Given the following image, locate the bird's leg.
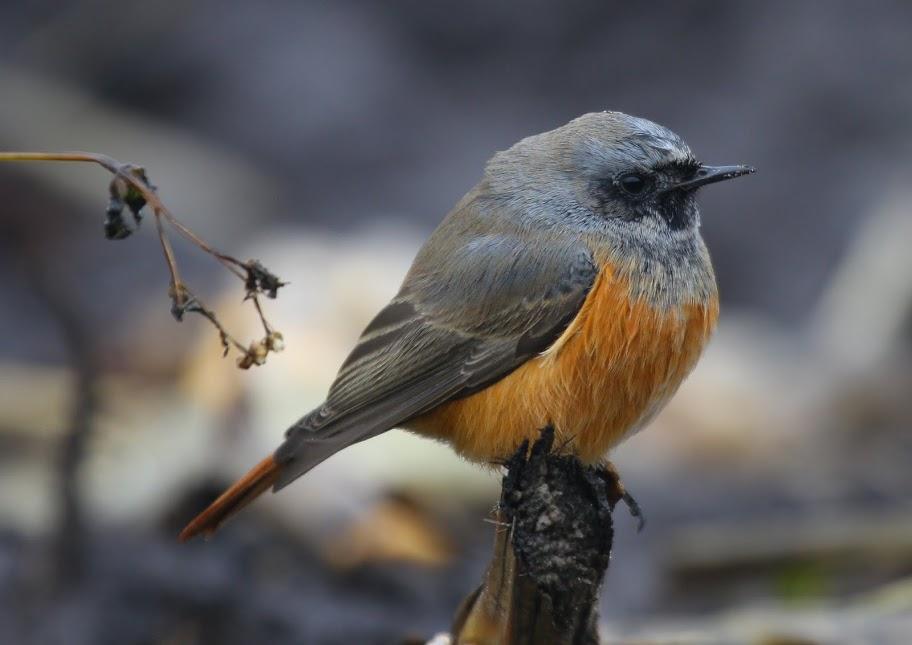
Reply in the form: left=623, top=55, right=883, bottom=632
left=596, top=459, right=646, bottom=533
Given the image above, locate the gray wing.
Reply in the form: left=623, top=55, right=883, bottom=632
left=273, top=233, right=596, bottom=488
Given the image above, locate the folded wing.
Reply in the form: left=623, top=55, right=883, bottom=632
left=274, top=231, right=597, bottom=488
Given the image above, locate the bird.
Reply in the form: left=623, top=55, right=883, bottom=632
left=179, top=111, right=754, bottom=542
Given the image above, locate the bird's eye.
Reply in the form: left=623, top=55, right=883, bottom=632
left=617, top=172, right=650, bottom=196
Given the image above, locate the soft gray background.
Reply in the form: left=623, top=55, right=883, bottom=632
left=1, top=3, right=911, bottom=644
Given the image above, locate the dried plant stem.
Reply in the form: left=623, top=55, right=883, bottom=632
left=0, top=151, right=244, bottom=272
left=179, top=285, right=249, bottom=356
left=152, top=206, right=183, bottom=300
left=251, top=293, right=273, bottom=335
left=0, top=150, right=287, bottom=368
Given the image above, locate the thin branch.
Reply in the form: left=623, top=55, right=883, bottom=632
left=250, top=293, right=273, bottom=335
left=153, top=206, right=184, bottom=304
left=0, top=150, right=288, bottom=369
left=174, top=285, right=249, bottom=356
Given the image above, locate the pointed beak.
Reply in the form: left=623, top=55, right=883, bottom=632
left=674, top=164, right=755, bottom=192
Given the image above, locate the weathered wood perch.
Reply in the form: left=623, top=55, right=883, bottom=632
left=449, top=427, right=630, bottom=645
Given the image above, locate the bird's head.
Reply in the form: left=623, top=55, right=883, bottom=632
left=484, top=111, right=754, bottom=237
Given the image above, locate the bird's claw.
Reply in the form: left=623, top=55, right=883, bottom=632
left=595, top=460, right=646, bottom=533
left=621, top=489, right=646, bottom=533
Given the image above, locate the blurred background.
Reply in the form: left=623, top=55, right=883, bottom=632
left=1, top=2, right=911, bottom=643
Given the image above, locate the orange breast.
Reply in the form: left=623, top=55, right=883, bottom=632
left=408, top=263, right=718, bottom=463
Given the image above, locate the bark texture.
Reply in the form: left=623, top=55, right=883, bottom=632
left=452, top=427, right=622, bottom=645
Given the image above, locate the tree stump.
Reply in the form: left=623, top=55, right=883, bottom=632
left=450, top=427, right=628, bottom=645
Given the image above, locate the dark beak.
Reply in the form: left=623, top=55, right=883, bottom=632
left=674, top=164, right=755, bottom=192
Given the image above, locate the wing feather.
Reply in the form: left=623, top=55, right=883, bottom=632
left=273, top=233, right=596, bottom=488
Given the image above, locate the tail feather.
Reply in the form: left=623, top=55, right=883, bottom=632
left=178, top=455, right=280, bottom=542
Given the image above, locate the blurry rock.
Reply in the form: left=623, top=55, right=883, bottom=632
left=325, top=493, right=453, bottom=570
left=810, top=187, right=912, bottom=374
left=600, top=597, right=912, bottom=645
left=0, top=363, right=65, bottom=533
left=663, top=508, right=912, bottom=582
left=0, top=362, right=71, bottom=439
left=854, top=575, right=912, bottom=614
left=0, top=361, right=214, bottom=534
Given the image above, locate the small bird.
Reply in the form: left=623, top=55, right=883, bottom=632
left=179, top=111, right=753, bottom=541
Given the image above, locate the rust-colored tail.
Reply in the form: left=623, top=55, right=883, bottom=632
left=179, top=455, right=280, bottom=543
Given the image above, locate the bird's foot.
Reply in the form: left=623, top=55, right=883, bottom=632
left=597, top=459, right=646, bottom=533
left=620, top=489, right=646, bottom=533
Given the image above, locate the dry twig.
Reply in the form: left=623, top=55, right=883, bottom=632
left=0, top=151, right=287, bottom=368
